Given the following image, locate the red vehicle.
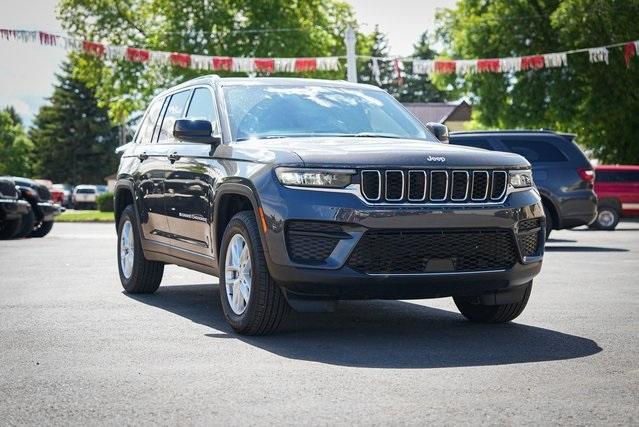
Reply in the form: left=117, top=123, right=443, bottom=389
left=591, top=165, right=639, bottom=230
left=49, top=187, right=65, bottom=206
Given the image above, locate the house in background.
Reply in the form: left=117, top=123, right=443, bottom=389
left=402, top=100, right=472, bottom=132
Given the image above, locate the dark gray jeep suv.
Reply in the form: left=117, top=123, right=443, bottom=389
left=115, top=76, right=545, bottom=335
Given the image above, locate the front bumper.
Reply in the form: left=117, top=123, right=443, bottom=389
left=0, top=199, right=31, bottom=220
left=259, top=180, right=545, bottom=300
left=37, top=202, right=64, bottom=221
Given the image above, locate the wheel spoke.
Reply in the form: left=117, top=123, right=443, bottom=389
left=224, top=233, right=252, bottom=315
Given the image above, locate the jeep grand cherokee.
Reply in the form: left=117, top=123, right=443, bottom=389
left=114, top=76, right=545, bottom=335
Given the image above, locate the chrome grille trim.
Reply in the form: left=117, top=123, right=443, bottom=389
left=384, top=170, right=404, bottom=201
left=491, top=171, right=508, bottom=200
left=429, top=170, right=448, bottom=201
left=450, top=171, right=469, bottom=201
left=360, top=170, right=381, bottom=201
left=407, top=170, right=427, bottom=201
left=471, top=171, right=490, bottom=201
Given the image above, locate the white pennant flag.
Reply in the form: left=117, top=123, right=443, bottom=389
left=191, top=54, right=211, bottom=70
left=317, top=56, right=339, bottom=71
left=500, top=57, right=521, bottom=73
left=150, top=50, right=170, bottom=66
left=233, top=57, right=255, bottom=73
left=412, top=59, right=433, bottom=75
left=589, top=47, right=609, bottom=64
left=544, top=53, right=568, bottom=68
left=106, top=45, right=126, bottom=61
left=371, top=58, right=381, bottom=85
left=62, top=36, right=82, bottom=52
left=275, top=58, right=296, bottom=72
left=456, top=59, right=477, bottom=75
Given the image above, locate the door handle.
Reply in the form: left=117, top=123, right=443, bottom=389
left=138, top=152, right=149, bottom=161
left=167, top=152, right=181, bottom=162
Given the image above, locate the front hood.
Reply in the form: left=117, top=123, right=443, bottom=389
left=230, top=137, right=529, bottom=169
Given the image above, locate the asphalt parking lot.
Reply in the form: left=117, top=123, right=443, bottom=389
left=0, top=222, right=637, bottom=425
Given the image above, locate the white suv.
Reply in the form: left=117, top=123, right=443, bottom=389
left=72, top=185, right=98, bottom=210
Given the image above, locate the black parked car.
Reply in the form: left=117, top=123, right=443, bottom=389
left=4, top=177, right=64, bottom=238
left=450, top=130, right=597, bottom=238
left=115, top=76, right=545, bottom=335
left=0, top=177, right=33, bottom=239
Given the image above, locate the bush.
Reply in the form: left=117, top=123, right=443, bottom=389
left=96, top=192, right=114, bottom=212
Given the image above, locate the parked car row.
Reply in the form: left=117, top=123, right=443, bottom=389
left=0, top=176, right=64, bottom=239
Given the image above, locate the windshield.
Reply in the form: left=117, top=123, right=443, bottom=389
left=222, top=84, right=435, bottom=142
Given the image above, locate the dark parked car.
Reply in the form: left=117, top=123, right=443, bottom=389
left=115, top=76, right=545, bottom=335
left=450, top=130, right=597, bottom=237
left=6, top=177, right=64, bottom=237
left=590, top=165, right=639, bottom=230
left=0, top=177, right=33, bottom=239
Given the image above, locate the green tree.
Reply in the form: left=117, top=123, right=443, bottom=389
left=358, top=25, right=399, bottom=95
left=0, top=107, right=33, bottom=177
left=57, top=0, right=358, bottom=123
left=398, top=31, right=449, bottom=103
left=29, top=60, right=119, bottom=184
left=436, top=0, right=639, bottom=163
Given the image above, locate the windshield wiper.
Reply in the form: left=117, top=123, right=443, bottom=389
left=235, top=135, right=290, bottom=142
left=337, top=133, right=404, bottom=139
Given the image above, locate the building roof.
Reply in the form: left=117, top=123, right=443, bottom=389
left=403, top=101, right=472, bottom=124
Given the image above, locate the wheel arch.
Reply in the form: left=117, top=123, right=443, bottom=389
left=539, top=192, right=560, bottom=230
left=114, top=180, right=135, bottom=230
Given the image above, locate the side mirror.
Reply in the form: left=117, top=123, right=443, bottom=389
left=173, top=119, right=220, bottom=145
left=426, top=122, right=449, bottom=143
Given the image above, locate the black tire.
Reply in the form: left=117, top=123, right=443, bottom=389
left=543, top=205, right=553, bottom=239
left=592, top=206, right=619, bottom=231
left=0, top=218, right=21, bottom=239
left=454, top=282, right=532, bottom=323
left=219, top=211, right=289, bottom=335
left=14, top=209, right=35, bottom=238
left=117, top=205, right=164, bottom=293
left=30, top=220, right=54, bottom=238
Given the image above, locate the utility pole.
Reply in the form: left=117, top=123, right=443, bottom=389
left=345, top=26, right=357, bottom=82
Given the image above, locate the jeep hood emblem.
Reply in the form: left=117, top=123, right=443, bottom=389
left=427, top=155, right=446, bottom=162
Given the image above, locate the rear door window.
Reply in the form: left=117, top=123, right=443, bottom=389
left=451, top=138, right=494, bottom=150
left=500, top=138, right=567, bottom=164
left=157, top=90, right=191, bottom=143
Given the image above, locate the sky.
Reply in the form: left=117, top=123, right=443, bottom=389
left=0, top=0, right=457, bottom=125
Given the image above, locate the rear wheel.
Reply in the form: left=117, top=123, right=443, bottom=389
left=454, top=282, right=532, bottom=323
left=219, top=211, right=289, bottom=335
left=117, top=205, right=164, bottom=293
left=0, top=218, right=21, bottom=239
left=30, top=220, right=54, bottom=238
left=592, top=206, right=619, bottom=231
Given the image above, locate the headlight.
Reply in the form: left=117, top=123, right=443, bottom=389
left=275, top=168, right=355, bottom=188
left=509, top=169, right=533, bottom=188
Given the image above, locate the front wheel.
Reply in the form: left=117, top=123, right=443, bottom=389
left=30, top=220, right=54, bottom=238
left=454, top=282, right=532, bottom=323
left=117, top=205, right=164, bottom=293
left=0, top=218, right=21, bottom=239
left=14, top=209, right=35, bottom=238
left=219, top=211, right=289, bottom=335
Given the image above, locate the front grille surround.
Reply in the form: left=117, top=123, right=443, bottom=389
left=286, top=221, right=348, bottom=264
left=359, top=169, right=508, bottom=204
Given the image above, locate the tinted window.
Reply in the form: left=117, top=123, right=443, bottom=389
left=500, top=139, right=567, bottom=163
left=137, top=98, right=164, bottom=144
left=222, top=84, right=434, bottom=142
left=451, top=138, right=493, bottom=150
left=157, top=90, right=191, bottom=143
left=76, top=188, right=96, bottom=194
left=186, top=88, right=217, bottom=131
left=597, top=170, right=639, bottom=183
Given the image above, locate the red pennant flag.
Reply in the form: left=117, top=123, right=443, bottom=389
left=170, top=52, right=191, bottom=68
left=624, top=42, right=636, bottom=68
left=254, top=58, right=275, bottom=73
left=82, top=40, right=105, bottom=57
left=477, top=59, right=500, bottom=73
left=434, top=60, right=456, bottom=74
left=211, top=56, right=233, bottom=71
left=521, top=55, right=544, bottom=70
left=295, top=58, right=317, bottom=72
left=126, top=47, right=150, bottom=63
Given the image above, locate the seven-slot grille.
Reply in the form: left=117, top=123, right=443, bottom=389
left=360, top=169, right=508, bottom=203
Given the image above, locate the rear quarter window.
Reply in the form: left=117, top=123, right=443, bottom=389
left=597, top=170, right=639, bottom=183
left=499, top=138, right=567, bottom=164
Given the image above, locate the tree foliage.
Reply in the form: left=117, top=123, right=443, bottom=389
left=0, top=107, right=33, bottom=177
left=398, top=31, right=449, bottom=103
left=436, top=0, right=639, bottom=163
left=29, top=61, right=119, bottom=184
left=57, top=0, right=358, bottom=123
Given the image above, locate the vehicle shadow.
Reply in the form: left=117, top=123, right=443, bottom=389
left=126, top=284, right=602, bottom=369
left=544, top=245, right=628, bottom=252
left=546, top=238, right=576, bottom=243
